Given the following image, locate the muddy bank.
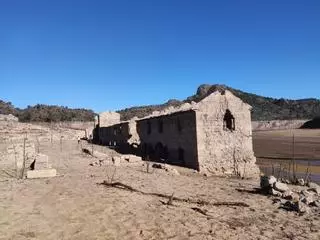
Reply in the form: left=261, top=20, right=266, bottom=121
left=253, top=129, right=320, bottom=184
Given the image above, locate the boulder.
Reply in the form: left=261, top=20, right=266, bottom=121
left=297, top=178, right=305, bottom=186
left=273, top=182, right=289, bottom=192
left=260, top=175, right=277, bottom=189
left=281, top=201, right=297, bottom=212
left=295, top=201, right=310, bottom=214
left=269, top=188, right=282, bottom=197
left=310, top=200, right=320, bottom=208
left=307, top=182, right=320, bottom=189
left=282, top=190, right=294, bottom=200
left=165, top=166, right=180, bottom=175
left=152, top=163, right=164, bottom=169
left=300, top=190, right=313, bottom=197
left=301, top=196, right=314, bottom=205
left=308, top=187, right=320, bottom=196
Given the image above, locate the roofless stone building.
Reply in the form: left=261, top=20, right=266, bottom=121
left=93, top=90, right=259, bottom=178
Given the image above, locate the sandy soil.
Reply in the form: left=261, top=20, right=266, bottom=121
left=1, top=139, right=320, bottom=240
left=253, top=129, right=320, bottom=160
left=253, top=129, right=320, bottom=183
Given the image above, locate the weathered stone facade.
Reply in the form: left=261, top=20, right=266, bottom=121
left=97, top=121, right=131, bottom=153
left=93, top=90, right=259, bottom=178
left=137, top=110, right=198, bottom=169
left=194, top=91, right=259, bottom=177
left=98, top=111, right=120, bottom=127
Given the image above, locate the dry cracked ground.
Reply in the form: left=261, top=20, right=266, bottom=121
left=0, top=127, right=319, bottom=239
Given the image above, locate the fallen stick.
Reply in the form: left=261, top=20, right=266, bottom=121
left=99, top=181, right=249, bottom=208
left=1, top=169, right=16, bottom=178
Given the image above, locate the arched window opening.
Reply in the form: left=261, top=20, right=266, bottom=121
left=158, top=119, right=163, bottom=133
left=147, top=144, right=154, bottom=158
left=163, top=146, right=169, bottom=161
left=155, top=142, right=165, bottom=161
left=223, top=109, right=235, bottom=131
left=141, top=143, right=148, bottom=157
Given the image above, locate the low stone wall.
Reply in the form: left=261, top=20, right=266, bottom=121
left=252, top=120, right=308, bottom=131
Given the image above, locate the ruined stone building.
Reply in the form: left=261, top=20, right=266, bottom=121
left=93, top=90, right=259, bottom=177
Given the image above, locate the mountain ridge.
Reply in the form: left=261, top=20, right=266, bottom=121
left=118, top=84, right=320, bottom=121
left=1, top=84, right=320, bottom=122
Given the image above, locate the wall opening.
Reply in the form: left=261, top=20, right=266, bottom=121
left=158, top=119, right=163, bottom=133
left=147, top=121, right=151, bottom=135
left=178, top=147, right=185, bottom=165
left=163, top=146, right=169, bottom=161
left=141, top=143, right=148, bottom=158
left=177, top=118, right=182, bottom=132
left=155, top=142, right=165, bottom=161
left=223, top=109, right=235, bottom=131
left=147, top=144, right=154, bottom=158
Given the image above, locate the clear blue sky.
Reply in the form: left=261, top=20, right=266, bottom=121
left=0, top=0, right=319, bottom=112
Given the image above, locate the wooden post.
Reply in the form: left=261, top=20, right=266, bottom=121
left=36, top=136, right=40, bottom=153
left=21, top=137, right=26, bottom=179
left=91, top=141, right=94, bottom=156
left=292, top=133, right=296, bottom=181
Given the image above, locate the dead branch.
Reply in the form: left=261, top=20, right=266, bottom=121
left=1, top=169, right=16, bottom=178
left=99, top=181, right=249, bottom=208
left=191, top=207, right=213, bottom=218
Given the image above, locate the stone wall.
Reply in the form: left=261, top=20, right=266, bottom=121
left=99, top=111, right=121, bottom=127
left=252, top=119, right=308, bottom=131
left=0, top=140, right=36, bottom=177
left=92, top=90, right=258, bottom=177
left=137, top=110, right=199, bottom=169
left=98, top=122, right=130, bottom=145
left=195, top=91, right=259, bottom=177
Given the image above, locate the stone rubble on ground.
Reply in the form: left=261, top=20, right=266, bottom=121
left=88, top=150, right=143, bottom=167
left=152, top=163, right=180, bottom=175
left=260, top=175, right=320, bottom=215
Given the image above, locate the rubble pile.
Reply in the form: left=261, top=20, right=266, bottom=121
left=261, top=175, right=320, bottom=214
left=151, top=163, right=180, bottom=175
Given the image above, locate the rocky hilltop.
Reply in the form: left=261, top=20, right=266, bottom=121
left=118, top=84, right=320, bottom=121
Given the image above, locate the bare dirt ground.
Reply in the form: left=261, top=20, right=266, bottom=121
left=0, top=122, right=320, bottom=240
left=253, top=129, right=320, bottom=160
left=0, top=137, right=319, bottom=240
left=253, top=129, right=320, bottom=183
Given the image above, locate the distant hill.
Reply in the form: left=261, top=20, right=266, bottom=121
left=0, top=100, right=94, bottom=122
left=118, top=84, right=320, bottom=121
left=2, top=84, right=320, bottom=122
left=0, top=100, right=19, bottom=116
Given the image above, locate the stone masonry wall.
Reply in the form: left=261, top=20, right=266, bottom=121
left=195, top=91, right=259, bottom=178
left=99, top=111, right=121, bottom=127
left=98, top=122, right=130, bottom=148
left=137, top=110, right=199, bottom=169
